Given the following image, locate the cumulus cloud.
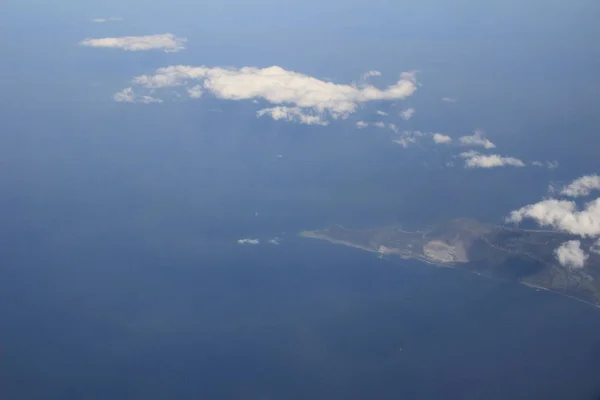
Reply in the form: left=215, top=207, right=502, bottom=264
left=560, top=174, right=600, bottom=198
left=237, top=238, right=260, bottom=245
left=399, top=108, right=415, bottom=120
left=432, top=133, right=452, bottom=144
left=187, top=85, right=203, bottom=99
left=113, top=87, right=162, bottom=103
left=120, top=65, right=418, bottom=122
left=555, top=240, right=588, bottom=269
left=442, top=97, right=458, bottom=103
left=268, top=238, right=280, bottom=245
left=506, top=198, right=600, bottom=237
left=459, top=130, right=495, bottom=149
left=460, top=151, right=525, bottom=168
left=91, top=17, right=122, bottom=23
left=373, top=121, right=386, bottom=129
left=257, top=107, right=329, bottom=126
left=356, top=121, right=369, bottom=129
left=376, top=110, right=389, bottom=116
left=80, top=33, right=187, bottom=52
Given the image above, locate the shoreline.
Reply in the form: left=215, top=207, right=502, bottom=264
left=299, top=230, right=600, bottom=311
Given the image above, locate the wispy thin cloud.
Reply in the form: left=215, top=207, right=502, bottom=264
left=80, top=33, right=187, bottom=52
left=460, top=151, right=525, bottom=168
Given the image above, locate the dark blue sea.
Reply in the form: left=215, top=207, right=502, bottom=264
left=2, top=236, right=600, bottom=400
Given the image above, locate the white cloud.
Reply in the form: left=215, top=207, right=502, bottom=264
left=442, top=97, right=458, bottom=103
left=399, top=107, right=415, bottom=120
left=533, top=160, right=559, bottom=170
left=91, top=17, right=122, bottom=23
left=187, top=85, right=203, bottom=99
left=459, top=130, right=495, bottom=149
left=363, top=70, right=382, bottom=79
left=460, top=151, right=525, bottom=168
left=113, top=87, right=162, bottom=103
left=356, top=121, right=369, bottom=129
left=122, top=65, right=418, bottom=122
left=237, top=238, right=260, bottom=245
left=376, top=110, right=388, bottom=116
left=591, top=239, right=600, bottom=255
left=560, top=174, right=600, bottom=198
left=506, top=198, right=600, bottom=237
left=590, top=239, right=600, bottom=254
left=268, top=238, right=280, bottom=245
left=555, top=240, right=588, bottom=269
left=373, top=121, right=386, bottom=128
left=257, top=107, right=329, bottom=126
left=393, top=130, right=424, bottom=148
left=432, top=133, right=452, bottom=144
left=80, top=33, right=187, bottom=52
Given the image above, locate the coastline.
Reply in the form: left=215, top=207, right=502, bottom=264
left=299, top=230, right=600, bottom=310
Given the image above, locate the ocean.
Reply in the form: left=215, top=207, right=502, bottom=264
left=2, top=238, right=600, bottom=399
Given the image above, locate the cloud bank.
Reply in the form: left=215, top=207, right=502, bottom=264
left=118, top=65, right=418, bottom=123
left=80, top=33, right=187, bottom=52
left=555, top=240, right=588, bottom=269
left=460, top=151, right=525, bottom=168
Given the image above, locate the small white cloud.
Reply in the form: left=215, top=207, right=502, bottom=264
left=80, top=33, right=187, bottom=52
left=388, top=123, right=399, bottom=133
left=91, top=17, right=122, bottom=23
left=555, top=240, right=588, bottom=269
left=459, top=130, right=495, bottom=149
left=442, top=97, right=458, bottom=103
left=376, top=110, right=389, bottom=116
left=560, top=174, right=600, bottom=198
left=393, top=130, right=424, bottom=148
left=257, top=106, right=329, bottom=126
left=187, top=85, right=203, bottom=99
left=506, top=198, right=600, bottom=237
left=356, top=121, right=369, bottom=129
left=363, top=70, right=382, bottom=79
left=460, top=151, right=525, bottom=168
left=432, top=133, right=452, bottom=144
left=373, top=121, right=386, bottom=128
left=399, top=107, right=415, bottom=120
left=533, top=160, right=559, bottom=170
left=591, top=239, right=600, bottom=255
left=237, top=238, right=260, bottom=245
left=268, top=238, right=280, bottom=245
left=113, top=87, right=162, bottom=103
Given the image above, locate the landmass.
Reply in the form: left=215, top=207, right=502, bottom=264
left=300, top=219, right=600, bottom=308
